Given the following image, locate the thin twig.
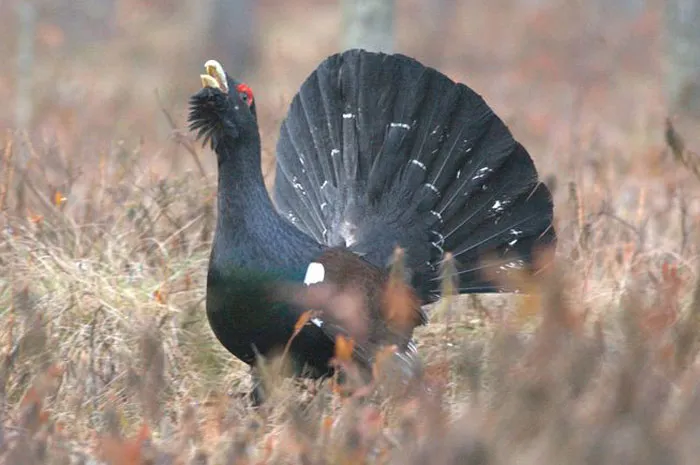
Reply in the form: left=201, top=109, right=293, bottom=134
left=155, top=89, right=207, bottom=177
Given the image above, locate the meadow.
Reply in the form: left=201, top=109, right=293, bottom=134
left=2, top=1, right=700, bottom=463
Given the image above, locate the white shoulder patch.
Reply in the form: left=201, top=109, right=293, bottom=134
left=304, top=262, right=325, bottom=328
left=304, top=262, right=325, bottom=285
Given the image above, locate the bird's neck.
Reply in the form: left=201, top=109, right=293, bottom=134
left=215, top=134, right=275, bottom=227
left=211, top=133, right=321, bottom=272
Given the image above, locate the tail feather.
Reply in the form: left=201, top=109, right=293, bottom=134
left=433, top=114, right=512, bottom=216
left=441, top=143, right=539, bottom=247
left=273, top=49, right=556, bottom=302
left=275, top=122, right=327, bottom=243
left=358, top=52, right=412, bottom=186
left=367, top=123, right=412, bottom=201
left=298, top=73, right=337, bottom=191
left=405, top=76, right=463, bottom=182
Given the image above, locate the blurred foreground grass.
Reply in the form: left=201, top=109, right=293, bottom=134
left=3, top=0, right=700, bottom=463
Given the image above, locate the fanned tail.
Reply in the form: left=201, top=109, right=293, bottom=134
left=274, top=49, right=556, bottom=303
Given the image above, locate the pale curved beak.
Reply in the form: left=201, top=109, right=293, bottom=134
left=200, top=59, right=229, bottom=93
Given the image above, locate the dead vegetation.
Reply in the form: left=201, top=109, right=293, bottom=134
left=2, top=0, right=700, bottom=463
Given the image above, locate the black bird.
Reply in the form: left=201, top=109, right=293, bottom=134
left=188, top=50, right=556, bottom=398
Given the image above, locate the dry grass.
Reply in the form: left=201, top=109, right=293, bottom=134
left=2, top=0, right=700, bottom=463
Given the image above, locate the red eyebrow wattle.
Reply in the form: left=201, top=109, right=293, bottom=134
left=236, top=83, right=254, bottom=104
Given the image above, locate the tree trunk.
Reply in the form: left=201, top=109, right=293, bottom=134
left=666, top=0, right=700, bottom=116
left=342, top=0, right=394, bottom=53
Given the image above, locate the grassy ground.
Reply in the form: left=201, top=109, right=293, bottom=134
left=2, top=0, right=700, bottom=463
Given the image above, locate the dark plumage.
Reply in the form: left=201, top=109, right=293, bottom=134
left=188, top=50, right=556, bottom=400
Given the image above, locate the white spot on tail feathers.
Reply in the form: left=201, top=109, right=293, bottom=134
left=492, top=199, right=510, bottom=212
left=472, top=166, right=492, bottom=181
left=291, top=176, right=306, bottom=196
left=456, top=170, right=461, bottom=179
left=431, top=230, right=445, bottom=245
left=342, top=113, right=355, bottom=119
left=500, top=260, right=525, bottom=271
left=390, top=122, right=411, bottom=129
left=410, top=159, right=426, bottom=170
left=311, top=317, right=324, bottom=328
left=425, top=183, right=439, bottom=195
left=508, top=239, right=518, bottom=246
left=330, top=149, right=340, bottom=157
left=510, top=228, right=523, bottom=236
left=304, top=262, right=325, bottom=285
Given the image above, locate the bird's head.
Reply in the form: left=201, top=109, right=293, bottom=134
left=188, top=59, right=258, bottom=150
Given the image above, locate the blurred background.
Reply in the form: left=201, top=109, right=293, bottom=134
left=2, top=0, right=695, bottom=182
left=4, top=2, right=700, bottom=455
left=1, top=0, right=699, bottom=282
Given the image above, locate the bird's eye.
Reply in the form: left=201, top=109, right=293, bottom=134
left=235, top=83, right=254, bottom=107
